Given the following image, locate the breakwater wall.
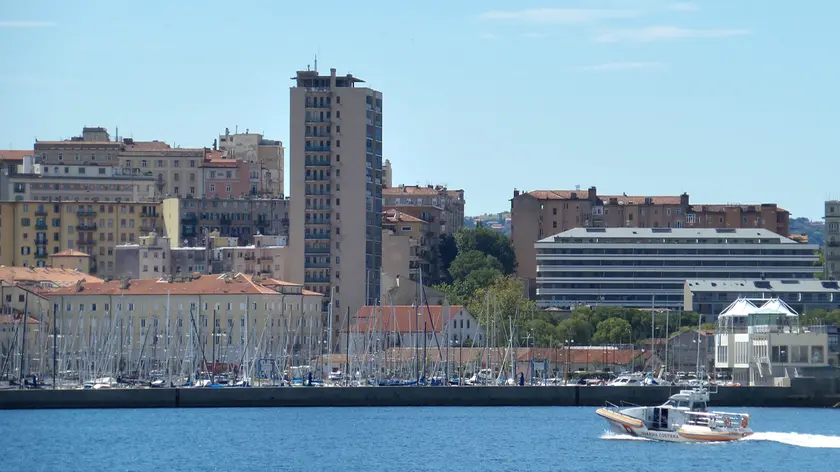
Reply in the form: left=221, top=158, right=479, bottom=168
left=2, top=378, right=838, bottom=410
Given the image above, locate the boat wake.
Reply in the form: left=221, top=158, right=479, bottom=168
left=745, top=432, right=840, bottom=448
left=601, top=431, right=840, bottom=448
left=600, top=431, right=649, bottom=441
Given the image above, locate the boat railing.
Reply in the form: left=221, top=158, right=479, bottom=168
left=684, top=410, right=749, bottom=429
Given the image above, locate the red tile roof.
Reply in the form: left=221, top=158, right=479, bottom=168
left=0, top=266, right=103, bottom=286
left=0, top=150, right=32, bottom=161
left=600, top=195, right=682, bottom=205
left=383, top=185, right=452, bottom=196
left=123, top=141, right=172, bottom=151
left=52, top=250, right=90, bottom=257
left=44, top=273, right=320, bottom=297
left=0, top=315, right=39, bottom=325
left=384, top=209, right=426, bottom=224
left=351, top=305, right=466, bottom=334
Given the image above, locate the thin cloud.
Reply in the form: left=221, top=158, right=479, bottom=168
left=0, top=21, right=55, bottom=28
left=479, top=8, right=638, bottom=24
left=576, top=61, right=664, bottom=72
left=595, top=26, right=750, bottom=43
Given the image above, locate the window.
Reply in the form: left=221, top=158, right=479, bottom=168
left=21, top=218, right=30, bottom=226
left=226, top=184, right=231, bottom=192
left=336, top=140, right=340, bottom=147
left=210, top=184, right=216, bottom=192
left=812, top=346, right=825, bottom=363
left=141, top=160, right=148, bottom=167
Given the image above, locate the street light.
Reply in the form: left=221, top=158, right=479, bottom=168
left=564, top=338, right=574, bottom=385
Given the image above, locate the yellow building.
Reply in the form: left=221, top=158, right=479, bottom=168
left=0, top=200, right=160, bottom=277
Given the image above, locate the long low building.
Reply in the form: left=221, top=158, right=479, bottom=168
left=535, top=227, right=820, bottom=310
left=685, top=279, right=840, bottom=318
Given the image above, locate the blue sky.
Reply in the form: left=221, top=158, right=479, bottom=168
left=2, top=0, right=838, bottom=219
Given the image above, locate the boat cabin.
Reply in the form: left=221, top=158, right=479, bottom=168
left=661, top=389, right=709, bottom=412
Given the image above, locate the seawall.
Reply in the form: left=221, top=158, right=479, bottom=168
left=2, top=378, right=839, bottom=410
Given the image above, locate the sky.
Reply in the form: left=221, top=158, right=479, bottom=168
left=1, top=0, right=838, bottom=220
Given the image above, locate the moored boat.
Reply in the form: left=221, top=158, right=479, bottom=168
left=596, top=387, right=752, bottom=443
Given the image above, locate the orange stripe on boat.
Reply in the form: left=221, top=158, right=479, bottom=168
left=596, top=408, right=644, bottom=428
left=676, top=431, right=745, bottom=442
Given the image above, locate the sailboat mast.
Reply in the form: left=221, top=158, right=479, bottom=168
left=19, top=291, right=29, bottom=387
left=52, top=299, right=58, bottom=389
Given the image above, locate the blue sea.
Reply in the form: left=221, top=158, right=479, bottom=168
left=1, top=406, right=838, bottom=471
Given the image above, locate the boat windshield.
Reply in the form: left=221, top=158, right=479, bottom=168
left=663, top=399, right=690, bottom=409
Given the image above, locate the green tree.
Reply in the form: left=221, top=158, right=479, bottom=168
left=454, top=227, right=516, bottom=275
left=438, top=233, right=458, bottom=283
left=448, top=250, right=503, bottom=281
left=592, top=317, right=633, bottom=344
left=815, top=249, right=826, bottom=280
left=556, top=317, right=593, bottom=345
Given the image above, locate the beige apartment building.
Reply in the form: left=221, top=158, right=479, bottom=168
left=511, top=187, right=792, bottom=295
left=34, top=127, right=122, bottom=166
left=288, top=66, right=384, bottom=348
left=382, top=209, right=432, bottom=284
left=383, top=184, right=465, bottom=236
left=218, top=128, right=285, bottom=197
left=825, top=200, right=840, bottom=279
left=44, top=273, right=324, bottom=365
left=117, top=139, right=206, bottom=199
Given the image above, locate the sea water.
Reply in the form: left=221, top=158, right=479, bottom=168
left=1, top=406, right=838, bottom=471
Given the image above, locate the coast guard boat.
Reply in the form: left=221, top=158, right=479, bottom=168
left=596, top=387, right=753, bottom=443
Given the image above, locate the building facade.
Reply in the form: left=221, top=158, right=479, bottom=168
left=45, top=273, right=324, bottom=368
left=535, top=228, right=820, bottom=310
left=288, top=67, right=384, bottom=330
left=161, top=196, right=289, bottom=247
left=685, top=279, right=840, bottom=318
left=218, top=129, right=284, bottom=197
left=2, top=163, right=156, bottom=203
left=512, top=187, right=792, bottom=295
left=381, top=209, right=432, bottom=283
left=825, top=200, right=840, bottom=280
left=0, top=201, right=160, bottom=276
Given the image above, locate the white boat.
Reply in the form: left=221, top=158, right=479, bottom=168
left=596, top=387, right=753, bottom=443
left=607, top=374, right=645, bottom=387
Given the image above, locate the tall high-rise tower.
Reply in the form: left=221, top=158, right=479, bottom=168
left=289, top=67, right=383, bottom=351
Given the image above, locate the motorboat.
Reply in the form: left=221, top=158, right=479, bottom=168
left=607, top=374, right=644, bottom=387
left=596, top=387, right=753, bottom=442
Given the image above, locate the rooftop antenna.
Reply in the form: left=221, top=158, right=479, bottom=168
left=314, top=54, right=318, bottom=72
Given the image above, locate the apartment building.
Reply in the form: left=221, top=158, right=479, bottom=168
left=161, top=196, right=289, bottom=247
left=825, top=200, right=840, bottom=279
left=44, top=273, right=324, bottom=364
left=2, top=161, right=155, bottom=202
left=382, top=159, right=392, bottom=188
left=535, top=228, right=819, bottom=310
left=288, top=67, right=384, bottom=326
left=0, top=266, right=104, bottom=320
left=383, top=184, right=465, bottom=236
left=117, top=139, right=206, bottom=199
left=201, top=153, right=251, bottom=198
left=0, top=201, right=160, bottom=276
left=218, top=128, right=284, bottom=197
left=34, top=127, right=122, bottom=166
left=0, top=150, right=32, bottom=175
left=512, top=187, right=791, bottom=295
left=382, top=209, right=432, bottom=284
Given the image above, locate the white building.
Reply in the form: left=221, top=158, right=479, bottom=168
left=218, top=128, right=284, bottom=197
left=714, top=298, right=830, bottom=386
left=342, top=304, right=485, bottom=355
left=535, top=228, right=820, bottom=310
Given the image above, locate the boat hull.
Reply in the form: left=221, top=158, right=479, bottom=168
left=596, top=408, right=753, bottom=443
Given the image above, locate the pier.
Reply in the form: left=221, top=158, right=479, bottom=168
left=1, top=378, right=838, bottom=409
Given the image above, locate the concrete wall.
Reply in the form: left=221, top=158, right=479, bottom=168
left=2, top=378, right=838, bottom=410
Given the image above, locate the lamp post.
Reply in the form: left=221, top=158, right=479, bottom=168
left=564, top=338, right=574, bottom=384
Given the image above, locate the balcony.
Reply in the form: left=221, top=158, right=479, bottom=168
left=141, top=212, right=158, bottom=218
left=77, top=210, right=96, bottom=217
left=181, top=213, right=197, bottom=222
left=305, top=246, right=330, bottom=254
left=34, top=209, right=48, bottom=217
left=220, top=217, right=231, bottom=226
left=35, top=239, right=47, bottom=246
left=828, top=241, right=840, bottom=247
left=305, top=221, right=331, bottom=228
left=281, top=218, right=289, bottom=225
left=305, top=275, right=331, bottom=284
left=244, top=254, right=256, bottom=261
left=305, top=233, right=331, bottom=240
left=35, top=222, right=48, bottom=230
left=305, top=206, right=331, bottom=212
left=79, top=238, right=95, bottom=245
left=305, top=103, right=331, bottom=109
left=305, top=176, right=331, bottom=183
left=305, top=261, right=330, bottom=269
left=305, top=190, right=331, bottom=196
left=76, top=223, right=97, bottom=231
left=140, top=225, right=156, bottom=233
left=34, top=252, right=48, bottom=260
left=305, top=160, right=331, bottom=167
left=305, top=146, right=331, bottom=153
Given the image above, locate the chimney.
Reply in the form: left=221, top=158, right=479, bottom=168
left=588, top=186, right=598, bottom=202
left=119, top=278, right=130, bottom=290
left=513, top=189, right=520, bottom=198
left=680, top=192, right=689, bottom=206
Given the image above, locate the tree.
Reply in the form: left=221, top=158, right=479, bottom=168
left=556, top=317, right=593, bottom=346
left=454, top=227, right=516, bottom=275
left=448, top=250, right=503, bottom=281
left=592, top=317, right=633, bottom=344
left=438, top=233, right=458, bottom=283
